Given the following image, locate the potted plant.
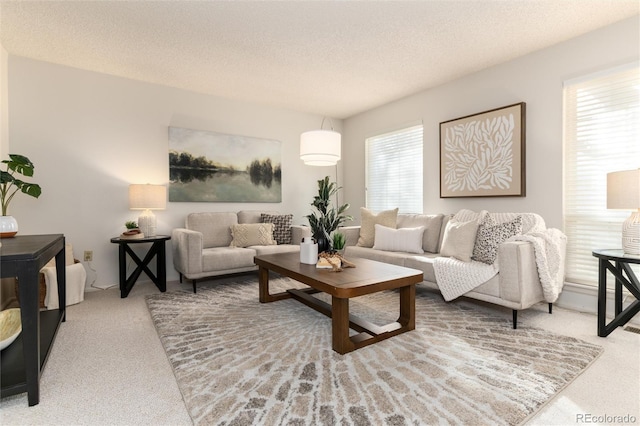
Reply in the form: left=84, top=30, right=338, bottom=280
left=306, top=176, right=352, bottom=253
left=125, top=220, right=139, bottom=231
left=332, top=231, right=346, bottom=254
left=0, top=154, right=42, bottom=238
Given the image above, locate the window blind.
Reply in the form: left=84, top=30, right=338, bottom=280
left=563, top=63, right=640, bottom=286
left=365, top=125, right=423, bottom=214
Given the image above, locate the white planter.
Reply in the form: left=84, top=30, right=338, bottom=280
left=0, top=216, right=19, bottom=238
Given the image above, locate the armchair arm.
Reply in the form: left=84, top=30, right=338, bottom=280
left=171, top=228, right=204, bottom=276
left=497, top=241, right=543, bottom=308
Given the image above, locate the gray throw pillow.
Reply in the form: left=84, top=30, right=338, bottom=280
left=472, top=215, right=523, bottom=264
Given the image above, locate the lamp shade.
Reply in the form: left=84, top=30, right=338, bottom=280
left=607, top=169, right=640, bottom=255
left=300, top=130, right=341, bottom=166
left=607, top=169, right=640, bottom=210
left=129, top=184, right=167, bottom=210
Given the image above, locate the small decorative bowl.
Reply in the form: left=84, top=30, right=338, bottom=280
left=0, top=308, right=22, bottom=351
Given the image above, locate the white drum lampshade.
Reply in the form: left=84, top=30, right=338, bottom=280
left=300, top=129, right=341, bottom=166
left=129, top=184, right=167, bottom=237
left=607, top=169, right=640, bottom=255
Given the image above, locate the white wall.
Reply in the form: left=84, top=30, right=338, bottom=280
left=6, top=57, right=341, bottom=288
left=341, top=17, right=639, bottom=315
left=1, top=43, right=8, bottom=157
left=342, top=17, right=639, bottom=230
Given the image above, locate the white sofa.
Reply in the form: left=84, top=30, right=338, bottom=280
left=340, top=208, right=567, bottom=328
left=172, top=210, right=311, bottom=292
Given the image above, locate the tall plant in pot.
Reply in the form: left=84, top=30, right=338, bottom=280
left=306, top=176, right=352, bottom=253
left=0, top=154, right=42, bottom=237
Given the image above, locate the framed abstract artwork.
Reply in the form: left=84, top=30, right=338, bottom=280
left=440, top=102, right=526, bottom=198
left=168, top=126, right=282, bottom=203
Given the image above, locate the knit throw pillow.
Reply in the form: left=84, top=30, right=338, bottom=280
left=261, top=213, right=293, bottom=245
left=357, top=207, right=399, bottom=248
left=472, top=215, right=523, bottom=264
left=230, top=223, right=276, bottom=248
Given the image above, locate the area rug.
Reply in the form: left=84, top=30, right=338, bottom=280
left=146, top=277, right=602, bottom=426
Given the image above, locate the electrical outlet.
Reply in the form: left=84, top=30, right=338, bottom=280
left=84, top=250, right=93, bottom=262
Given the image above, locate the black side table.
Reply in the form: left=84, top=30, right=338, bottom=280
left=110, top=235, right=171, bottom=298
left=0, top=234, right=66, bottom=406
left=592, top=249, right=640, bottom=337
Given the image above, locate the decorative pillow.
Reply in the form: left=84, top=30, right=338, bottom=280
left=357, top=207, right=399, bottom=248
left=472, top=215, right=523, bottom=264
left=373, top=224, right=425, bottom=254
left=260, top=213, right=293, bottom=245
left=439, top=219, right=479, bottom=262
left=230, top=223, right=276, bottom=248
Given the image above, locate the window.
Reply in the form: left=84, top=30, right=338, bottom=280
left=366, top=125, right=423, bottom=213
left=563, top=63, right=640, bottom=286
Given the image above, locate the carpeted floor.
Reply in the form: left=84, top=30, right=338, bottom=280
left=146, top=277, right=603, bottom=426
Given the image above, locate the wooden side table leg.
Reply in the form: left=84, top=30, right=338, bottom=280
left=118, top=244, right=127, bottom=298
left=157, top=241, right=167, bottom=292
left=17, top=263, right=41, bottom=406
left=597, top=258, right=608, bottom=337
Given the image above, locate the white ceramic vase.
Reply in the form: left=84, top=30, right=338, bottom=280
left=0, top=215, right=19, bottom=238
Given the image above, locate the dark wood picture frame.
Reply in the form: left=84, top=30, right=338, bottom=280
left=440, top=102, right=526, bottom=198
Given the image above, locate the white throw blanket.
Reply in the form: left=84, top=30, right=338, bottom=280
left=42, top=262, right=87, bottom=309
left=434, top=227, right=566, bottom=303
left=510, top=228, right=566, bottom=303
left=434, top=257, right=499, bottom=301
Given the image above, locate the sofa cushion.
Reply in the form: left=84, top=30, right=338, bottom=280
left=237, top=210, right=280, bottom=224
left=253, top=244, right=300, bottom=256
left=472, top=215, right=523, bottom=264
left=373, top=224, right=425, bottom=254
left=202, top=247, right=256, bottom=271
left=186, top=212, right=238, bottom=249
left=439, top=219, right=478, bottom=262
left=260, top=213, right=293, bottom=245
left=397, top=214, right=444, bottom=253
left=344, top=245, right=407, bottom=267
left=230, top=223, right=277, bottom=248
left=357, top=207, right=398, bottom=248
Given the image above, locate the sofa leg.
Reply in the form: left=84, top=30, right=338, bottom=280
left=192, top=279, right=197, bottom=294
left=549, top=303, right=553, bottom=314
left=179, top=273, right=183, bottom=284
left=512, top=310, right=518, bottom=329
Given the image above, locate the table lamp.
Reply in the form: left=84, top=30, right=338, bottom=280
left=129, top=184, right=167, bottom=237
left=607, top=169, right=640, bottom=255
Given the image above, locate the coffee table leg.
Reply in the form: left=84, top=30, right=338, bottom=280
left=332, top=296, right=355, bottom=355
left=398, top=284, right=416, bottom=329
left=258, top=266, right=291, bottom=303
left=258, top=266, right=270, bottom=303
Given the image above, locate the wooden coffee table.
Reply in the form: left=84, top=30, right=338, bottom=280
left=254, top=252, right=423, bottom=354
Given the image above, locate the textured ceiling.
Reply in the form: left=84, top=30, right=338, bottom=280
left=1, top=1, right=638, bottom=118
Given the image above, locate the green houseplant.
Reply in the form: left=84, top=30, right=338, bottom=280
left=0, top=154, right=42, bottom=237
left=125, top=220, right=138, bottom=230
left=332, top=231, right=346, bottom=253
left=306, top=176, right=352, bottom=253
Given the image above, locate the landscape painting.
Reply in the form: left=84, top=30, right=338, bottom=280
left=440, top=102, right=526, bottom=198
left=168, top=127, right=282, bottom=202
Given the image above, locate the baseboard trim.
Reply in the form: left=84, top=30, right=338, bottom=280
left=556, top=281, right=640, bottom=326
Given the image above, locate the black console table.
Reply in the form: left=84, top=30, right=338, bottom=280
left=110, top=235, right=170, bottom=298
left=0, top=234, right=66, bottom=406
left=592, top=249, right=640, bottom=337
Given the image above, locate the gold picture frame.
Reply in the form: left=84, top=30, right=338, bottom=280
left=440, top=102, right=526, bottom=198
